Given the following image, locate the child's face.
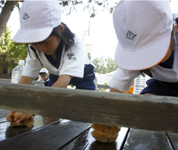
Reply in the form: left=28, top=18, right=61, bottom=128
left=32, top=35, right=61, bottom=56
left=40, top=73, right=48, bottom=81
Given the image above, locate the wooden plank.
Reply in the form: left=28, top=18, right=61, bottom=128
left=0, top=121, right=10, bottom=142
left=0, top=82, right=178, bottom=133
left=0, top=121, right=90, bottom=150
left=167, top=133, right=178, bottom=149
left=122, top=129, right=173, bottom=150
left=62, top=127, right=129, bottom=150
left=0, top=115, right=59, bottom=142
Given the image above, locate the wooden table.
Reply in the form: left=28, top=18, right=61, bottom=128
left=0, top=109, right=177, bottom=150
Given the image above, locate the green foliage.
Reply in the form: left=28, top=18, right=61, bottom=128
left=93, top=56, right=117, bottom=74
left=0, top=26, right=13, bottom=74
left=0, top=26, right=27, bottom=74
left=8, top=42, right=27, bottom=70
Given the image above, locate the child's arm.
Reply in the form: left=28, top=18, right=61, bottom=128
left=19, top=76, right=33, bottom=84
left=108, top=68, right=139, bottom=92
left=51, top=75, right=72, bottom=88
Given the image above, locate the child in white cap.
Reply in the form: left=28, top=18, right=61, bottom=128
left=7, top=0, right=96, bottom=125
left=39, top=68, right=49, bottom=86
left=110, top=1, right=176, bottom=95
left=92, top=0, right=178, bottom=143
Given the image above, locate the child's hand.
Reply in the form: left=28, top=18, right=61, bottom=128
left=9, top=111, right=16, bottom=116
left=6, top=111, right=17, bottom=122
left=13, top=112, right=34, bottom=124
left=6, top=112, right=13, bottom=122
left=6, top=111, right=34, bottom=128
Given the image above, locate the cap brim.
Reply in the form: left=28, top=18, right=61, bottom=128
left=13, top=27, right=53, bottom=43
left=115, top=33, right=171, bottom=71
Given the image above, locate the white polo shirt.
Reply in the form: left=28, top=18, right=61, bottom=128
left=22, top=36, right=90, bottom=78
left=108, top=32, right=178, bottom=92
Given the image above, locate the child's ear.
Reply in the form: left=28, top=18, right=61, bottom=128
left=59, top=24, right=65, bottom=33
left=173, top=21, right=177, bottom=35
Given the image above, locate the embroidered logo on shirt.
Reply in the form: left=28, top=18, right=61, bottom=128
left=67, top=54, right=76, bottom=60
left=126, top=30, right=137, bottom=40
left=87, top=73, right=94, bottom=76
left=23, top=13, right=30, bottom=20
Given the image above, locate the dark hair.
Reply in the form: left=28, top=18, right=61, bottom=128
left=27, top=22, right=75, bottom=62
left=51, top=22, right=75, bottom=50
left=170, top=29, right=178, bottom=53
left=39, top=72, right=47, bottom=75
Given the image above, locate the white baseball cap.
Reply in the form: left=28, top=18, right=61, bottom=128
left=13, top=0, right=62, bottom=43
left=113, top=1, right=173, bottom=71
left=39, top=68, right=48, bottom=74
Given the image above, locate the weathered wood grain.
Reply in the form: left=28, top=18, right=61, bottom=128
left=62, top=127, right=129, bottom=150
left=0, top=82, right=178, bottom=133
left=122, top=129, right=173, bottom=150
left=0, top=115, right=60, bottom=142
left=167, top=133, right=178, bottom=149
left=0, top=121, right=90, bottom=150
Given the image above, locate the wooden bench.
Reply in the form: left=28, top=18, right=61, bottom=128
left=0, top=81, right=178, bottom=149
left=0, top=110, right=128, bottom=150
left=0, top=111, right=177, bottom=150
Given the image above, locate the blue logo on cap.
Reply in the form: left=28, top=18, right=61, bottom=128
left=23, top=12, right=30, bottom=20
left=126, top=30, right=137, bottom=40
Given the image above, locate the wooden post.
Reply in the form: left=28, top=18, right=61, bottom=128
left=0, top=82, right=178, bottom=133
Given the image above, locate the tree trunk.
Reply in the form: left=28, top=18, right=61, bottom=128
left=0, top=1, right=16, bottom=42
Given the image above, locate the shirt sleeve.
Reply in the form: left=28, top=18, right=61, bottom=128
left=59, top=38, right=86, bottom=78
left=22, top=47, right=43, bottom=78
left=108, top=68, right=140, bottom=92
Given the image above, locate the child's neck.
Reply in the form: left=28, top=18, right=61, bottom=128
left=51, top=52, right=57, bottom=62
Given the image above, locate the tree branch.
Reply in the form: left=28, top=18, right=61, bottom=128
left=0, top=1, right=16, bottom=41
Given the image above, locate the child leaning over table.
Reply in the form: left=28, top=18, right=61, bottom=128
left=38, top=68, right=49, bottom=86
left=91, top=0, right=178, bottom=143
left=6, top=0, right=96, bottom=127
